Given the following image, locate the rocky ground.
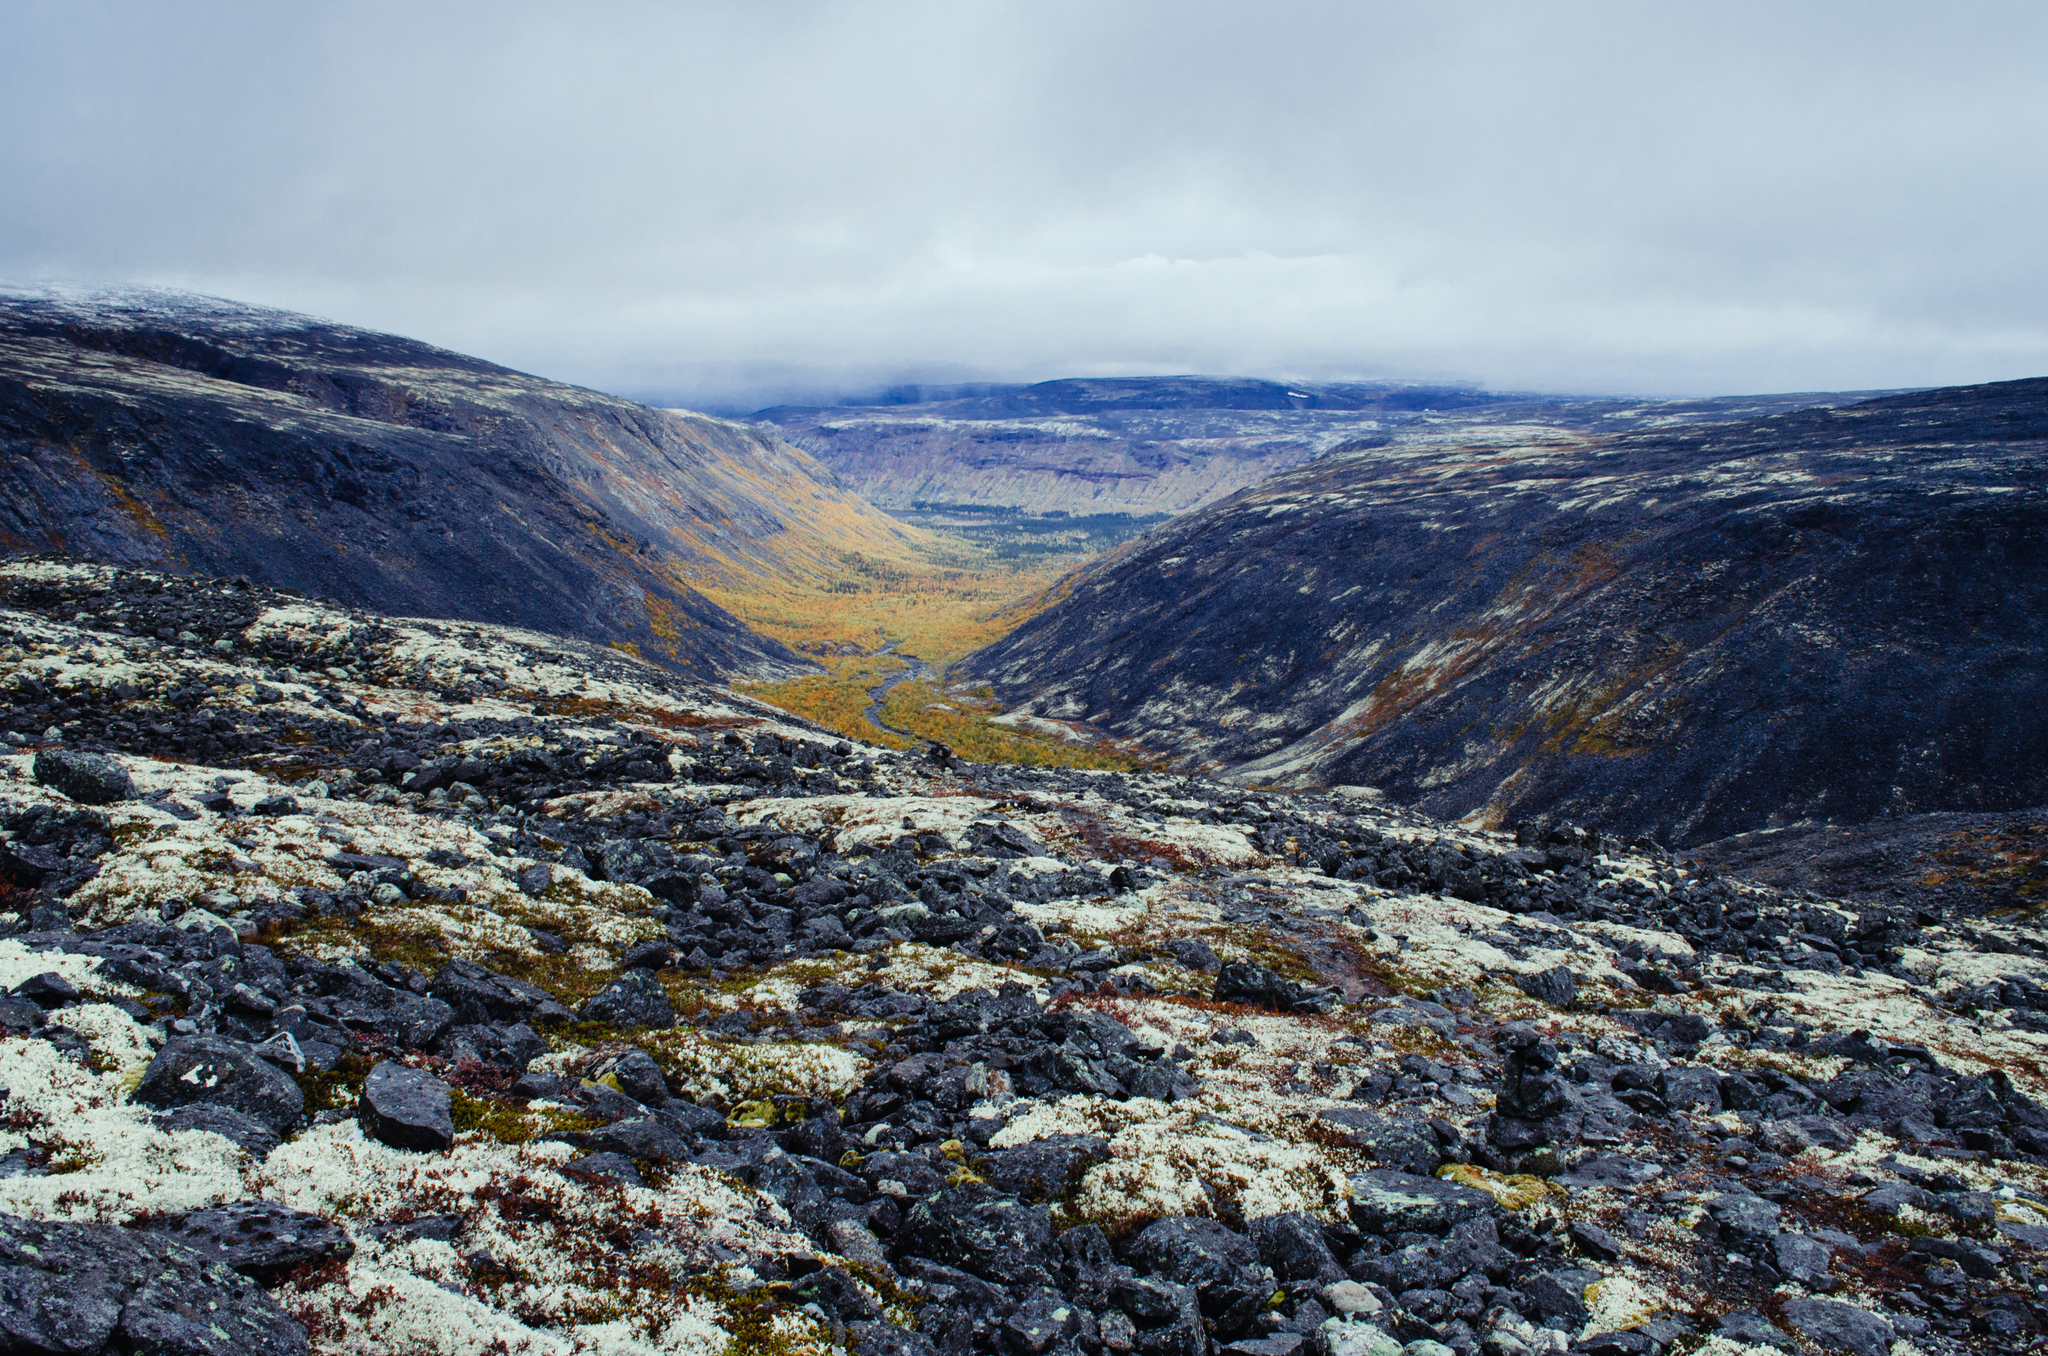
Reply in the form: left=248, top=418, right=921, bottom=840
left=4, top=557, right=2048, bottom=1356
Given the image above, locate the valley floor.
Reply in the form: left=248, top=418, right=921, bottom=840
left=688, top=513, right=1148, bottom=770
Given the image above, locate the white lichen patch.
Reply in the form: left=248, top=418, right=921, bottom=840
left=1772, top=967, right=2048, bottom=1099
left=0, top=1031, right=246, bottom=1223
left=0, top=939, right=139, bottom=997
left=995, top=1093, right=1357, bottom=1230
left=637, top=1029, right=870, bottom=1108
left=734, top=793, right=1001, bottom=852
left=261, top=1121, right=822, bottom=1355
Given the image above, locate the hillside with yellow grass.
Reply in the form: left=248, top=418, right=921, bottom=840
left=647, top=422, right=1148, bottom=768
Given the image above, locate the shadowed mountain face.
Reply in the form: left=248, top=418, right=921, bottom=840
left=958, top=377, right=2048, bottom=846
left=0, top=288, right=841, bottom=678
left=758, top=376, right=1891, bottom=519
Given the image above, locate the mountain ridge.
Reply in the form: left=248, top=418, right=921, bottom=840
left=957, top=375, right=2048, bottom=845
left=759, top=375, right=1904, bottom=519
left=0, top=286, right=922, bottom=679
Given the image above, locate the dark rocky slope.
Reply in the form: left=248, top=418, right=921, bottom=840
left=959, top=377, right=2048, bottom=846
left=0, top=287, right=832, bottom=678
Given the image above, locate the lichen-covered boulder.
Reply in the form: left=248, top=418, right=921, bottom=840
left=1781, top=1297, right=1896, bottom=1356
left=135, top=1201, right=354, bottom=1283
left=133, top=1036, right=305, bottom=1135
left=31, top=749, right=134, bottom=804
left=1348, top=1168, right=1494, bottom=1236
left=1120, top=1214, right=1271, bottom=1339
left=0, top=1210, right=308, bottom=1355
left=893, top=1183, right=1060, bottom=1289
left=578, top=970, right=675, bottom=1029
left=357, top=1061, right=454, bottom=1151
left=1250, top=1211, right=1347, bottom=1285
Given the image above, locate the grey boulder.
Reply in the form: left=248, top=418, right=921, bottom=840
left=1250, top=1210, right=1346, bottom=1284
left=1316, top=1108, right=1442, bottom=1176
left=1121, top=1214, right=1271, bottom=1338
left=1213, top=960, right=1317, bottom=1012
left=577, top=1116, right=694, bottom=1163
left=1781, top=1297, right=1896, bottom=1356
left=32, top=749, right=134, bottom=805
left=606, top=1048, right=672, bottom=1105
left=151, top=1104, right=282, bottom=1161
left=1348, top=1168, right=1494, bottom=1236
left=135, top=1200, right=354, bottom=1283
left=0, top=1210, right=307, bottom=1356
left=432, top=1022, right=545, bottom=1073
left=982, top=1133, right=1110, bottom=1202
left=357, top=1061, right=454, bottom=1152
left=1716, top=1310, right=1794, bottom=1350
left=133, top=1036, right=305, bottom=1135
left=1773, top=1232, right=1836, bottom=1288
left=578, top=970, right=675, bottom=1029
left=892, top=1184, right=1060, bottom=1289
left=1518, top=1267, right=1602, bottom=1324
left=1513, top=965, right=1577, bottom=1008
left=1705, top=1192, right=1781, bottom=1245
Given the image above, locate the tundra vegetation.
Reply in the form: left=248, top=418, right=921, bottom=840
left=2, top=558, right=2043, bottom=1356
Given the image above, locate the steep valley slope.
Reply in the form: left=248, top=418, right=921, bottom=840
left=4, top=557, right=2048, bottom=1356
left=0, top=287, right=922, bottom=680
left=958, top=377, right=2048, bottom=847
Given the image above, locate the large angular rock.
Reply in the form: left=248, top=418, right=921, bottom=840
left=1705, top=1192, right=1781, bottom=1245
left=1348, top=1168, right=1494, bottom=1236
left=1121, top=1214, right=1271, bottom=1338
left=1659, top=1066, right=1723, bottom=1112
left=1518, top=1267, right=1602, bottom=1324
left=1716, top=1311, right=1794, bottom=1350
left=847, top=1320, right=940, bottom=1356
left=1213, top=961, right=1313, bottom=1012
left=578, top=970, right=675, bottom=1029
left=12, top=971, right=81, bottom=1008
left=1756, top=1114, right=1857, bottom=1155
left=982, top=1133, right=1110, bottom=1201
left=428, top=959, right=564, bottom=1025
left=893, top=1183, right=1060, bottom=1289
left=1513, top=965, right=1577, bottom=1008
left=1250, top=1211, right=1347, bottom=1284
left=0, top=1210, right=307, bottom=1355
left=1780, top=1298, right=1896, bottom=1356
left=1316, top=1108, right=1442, bottom=1175
left=133, top=1036, right=305, bottom=1135
left=357, top=1061, right=454, bottom=1152
left=432, top=1022, right=545, bottom=1073
left=32, top=749, right=134, bottom=804
left=605, top=1048, right=671, bottom=1105
left=577, top=1116, right=693, bottom=1163
left=1106, top=1272, right=1208, bottom=1356
left=135, top=1201, right=354, bottom=1283
left=151, top=1104, right=282, bottom=1161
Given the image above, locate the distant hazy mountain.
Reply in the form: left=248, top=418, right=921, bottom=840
left=958, top=377, right=2048, bottom=845
left=0, top=287, right=906, bottom=678
left=757, top=374, right=1887, bottom=518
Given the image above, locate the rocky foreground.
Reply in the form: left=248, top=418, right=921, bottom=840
left=4, top=558, right=2048, bottom=1356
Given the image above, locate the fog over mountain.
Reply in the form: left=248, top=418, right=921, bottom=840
left=4, top=2, right=2048, bottom=405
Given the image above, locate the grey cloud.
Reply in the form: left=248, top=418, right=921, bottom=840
left=3, top=0, right=2044, bottom=406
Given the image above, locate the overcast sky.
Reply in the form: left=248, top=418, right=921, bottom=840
left=4, top=1, right=2045, bottom=409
